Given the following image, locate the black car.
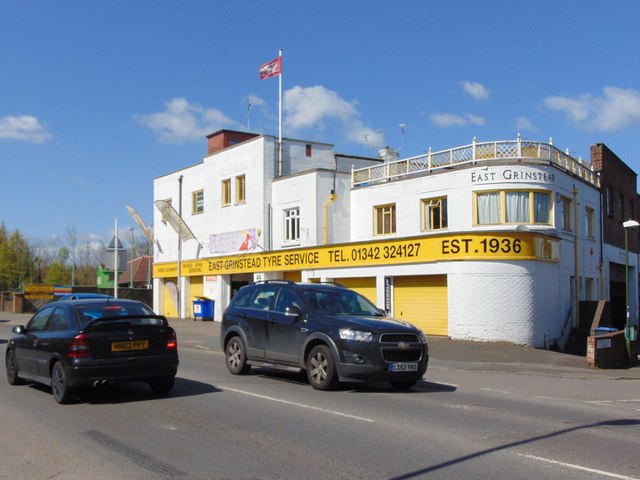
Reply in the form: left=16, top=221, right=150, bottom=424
left=5, top=299, right=179, bottom=404
left=221, top=281, right=428, bottom=390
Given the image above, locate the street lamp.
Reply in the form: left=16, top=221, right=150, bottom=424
left=623, top=219, right=639, bottom=362
left=129, top=227, right=134, bottom=288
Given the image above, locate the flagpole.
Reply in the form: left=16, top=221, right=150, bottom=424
left=278, top=48, right=282, bottom=177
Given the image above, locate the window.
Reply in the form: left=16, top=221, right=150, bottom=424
left=476, top=192, right=501, bottom=225
left=585, top=207, right=594, bottom=238
left=475, top=190, right=552, bottom=225
left=27, top=307, right=53, bottom=332
left=305, top=144, right=312, bottom=157
left=235, top=175, right=246, bottom=203
left=561, top=196, right=572, bottom=231
left=505, top=192, right=530, bottom=223
left=222, top=179, right=231, bottom=206
left=375, top=204, right=396, bottom=235
left=605, top=186, right=613, bottom=218
left=285, top=207, right=300, bottom=242
left=422, top=197, right=448, bottom=230
left=249, top=287, right=279, bottom=310
left=46, top=308, right=68, bottom=331
left=192, top=190, right=204, bottom=214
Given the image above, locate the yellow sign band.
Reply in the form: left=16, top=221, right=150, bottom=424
left=154, top=233, right=559, bottom=278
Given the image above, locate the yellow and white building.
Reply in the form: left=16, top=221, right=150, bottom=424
left=152, top=130, right=638, bottom=349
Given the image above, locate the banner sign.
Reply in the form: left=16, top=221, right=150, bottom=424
left=154, top=232, right=559, bottom=278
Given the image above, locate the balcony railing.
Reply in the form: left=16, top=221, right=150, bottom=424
left=352, top=136, right=600, bottom=188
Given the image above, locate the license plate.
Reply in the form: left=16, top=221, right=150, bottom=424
left=389, top=362, right=418, bottom=372
left=111, top=340, right=149, bottom=352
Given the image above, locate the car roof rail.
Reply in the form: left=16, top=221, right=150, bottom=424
left=252, top=280, right=296, bottom=286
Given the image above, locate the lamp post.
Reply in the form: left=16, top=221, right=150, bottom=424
left=129, top=227, right=134, bottom=288
left=623, top=219, right=639, bottom=362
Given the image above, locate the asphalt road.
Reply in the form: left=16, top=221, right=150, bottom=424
left=1, top=315, right=640, bottom=480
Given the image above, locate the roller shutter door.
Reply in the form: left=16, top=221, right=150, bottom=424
left=339, top=277, right=377, bottom=304
left=283, top=270, right=302, bottom=282
left=394, top=275, right=448, bottom=336
left=163, top=279, right=178, bottom=318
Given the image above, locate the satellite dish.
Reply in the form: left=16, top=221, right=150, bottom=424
left=154, top=199, right=197, bottom=243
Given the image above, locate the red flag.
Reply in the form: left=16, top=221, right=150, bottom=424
left=259, top=56, right=282, bottom=80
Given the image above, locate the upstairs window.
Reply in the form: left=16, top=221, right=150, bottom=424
left=476, top=190, right=551, bottom=225
left=561, top=196, right=572, bottom=231
left=235, top=175, right=246, bottom=203
left=222, top=179, right=231, bottom=206
left=192, top=190, right=204, bottom=214
left=375, top=204, right=396, bottom=235
left=284, top=207, right=300, bottom=242
left=305, top=144, right=312, bottom=157
left=585, top=207, right=595, bottom=238
left=476, top=192, right=501, bottom=225
left=422, top=197, right=448, bottom=230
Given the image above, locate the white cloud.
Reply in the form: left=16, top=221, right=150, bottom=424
left=544, top=86, right=640, bottom=131
left=134, top=98, right=238, bottom=143
left=283, top=85, right=383, bottom=147
left=0, top=115, right=52, bottom=143
left=462, top=81, right=490, bottom=101
left=247, top=94, right=266, bottom=107
left=515, top=116, right=539, bottom=133
left=431, top=113, right=486, bottom=127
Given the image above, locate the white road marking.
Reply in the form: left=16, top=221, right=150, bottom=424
left=221, top=386, right=376, bottom=423
left=518, top=454, right=640, bottom=480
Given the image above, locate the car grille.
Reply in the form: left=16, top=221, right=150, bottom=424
left=382, top=348, right=423, bottom=363
left=380, top=333, right=420, bottom=343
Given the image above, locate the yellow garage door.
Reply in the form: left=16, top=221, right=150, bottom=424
left=283, top=270, right=302, bottom=282
left=394, top=275, right=448, bottom=336
left=189, top=276, right=204, bottom=318
left=163, top=279, right=178, bottom=318
left=339, top=277, right=377, bottom=304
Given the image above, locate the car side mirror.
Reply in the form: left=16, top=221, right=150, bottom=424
left=12, top=325, right=25, bottom=334
left=285, top=306, right=301, bottom=318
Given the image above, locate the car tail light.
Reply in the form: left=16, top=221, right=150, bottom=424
left=166, top=332, right=177, bottom=351
left=68, top=334, right=91, bottom=358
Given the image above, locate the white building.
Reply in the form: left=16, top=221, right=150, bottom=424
left=152, top=130, right=639, bottom=349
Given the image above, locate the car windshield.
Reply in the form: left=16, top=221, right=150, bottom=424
left=75, top=302, right=157, bottom=326
left=301, top=288, right=383, bottom=316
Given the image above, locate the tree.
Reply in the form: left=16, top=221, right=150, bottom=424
left=0, top=224, right=33, bottom=291
left=45, top=247, right=72, bottom=285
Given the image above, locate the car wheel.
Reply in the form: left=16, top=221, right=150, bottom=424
left=226, top=336, right=250, bottom=375
left=390, top=380, right=417, bottom=390
left=306, top=345, right=337, bottom=391
left=51, top=362, right=76, bottom=404
left=149, top=376, right=175, bottom=395
left=5, top=349, right=24, bottom=385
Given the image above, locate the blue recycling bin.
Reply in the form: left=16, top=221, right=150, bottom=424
left=594, top=327, right=617, bottom=336
left=193, top=298, right=214, bottom=321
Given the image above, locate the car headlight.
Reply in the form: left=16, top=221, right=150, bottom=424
left=339, top=328, right=374, bottom=343
left=418, top=330, right=428, bottom=344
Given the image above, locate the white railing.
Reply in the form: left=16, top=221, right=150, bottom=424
left=352, top=136, right=600, bottom=188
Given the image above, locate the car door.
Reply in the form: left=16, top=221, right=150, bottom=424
left=265, top=287, right=308, bottom=365
left=37, top=307, right=72, bottom=378
left=13, top=307, right=54, bottom=378
left=240, top=286, right=280, bottom=360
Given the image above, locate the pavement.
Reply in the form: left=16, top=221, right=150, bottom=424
left=2, top=311, right=640, bottom=381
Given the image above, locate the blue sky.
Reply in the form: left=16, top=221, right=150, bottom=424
left=2, top=0, right=640, bottom=245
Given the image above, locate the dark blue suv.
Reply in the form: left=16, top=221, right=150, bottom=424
left=221, top=281, right=428, bottom=390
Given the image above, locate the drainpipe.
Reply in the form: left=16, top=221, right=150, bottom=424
left=323, top=191, right=337, bottom=244
left=574, top=185, right=580, bottom=328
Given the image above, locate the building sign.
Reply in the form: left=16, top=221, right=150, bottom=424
left=471, top=168, right=556, bottom=184
left=154, top=232, right=559, bottom=278
left=24, top=284, right=54, bottom=299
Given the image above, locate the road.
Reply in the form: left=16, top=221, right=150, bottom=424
left=1, top=317, right=639, bottom=480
